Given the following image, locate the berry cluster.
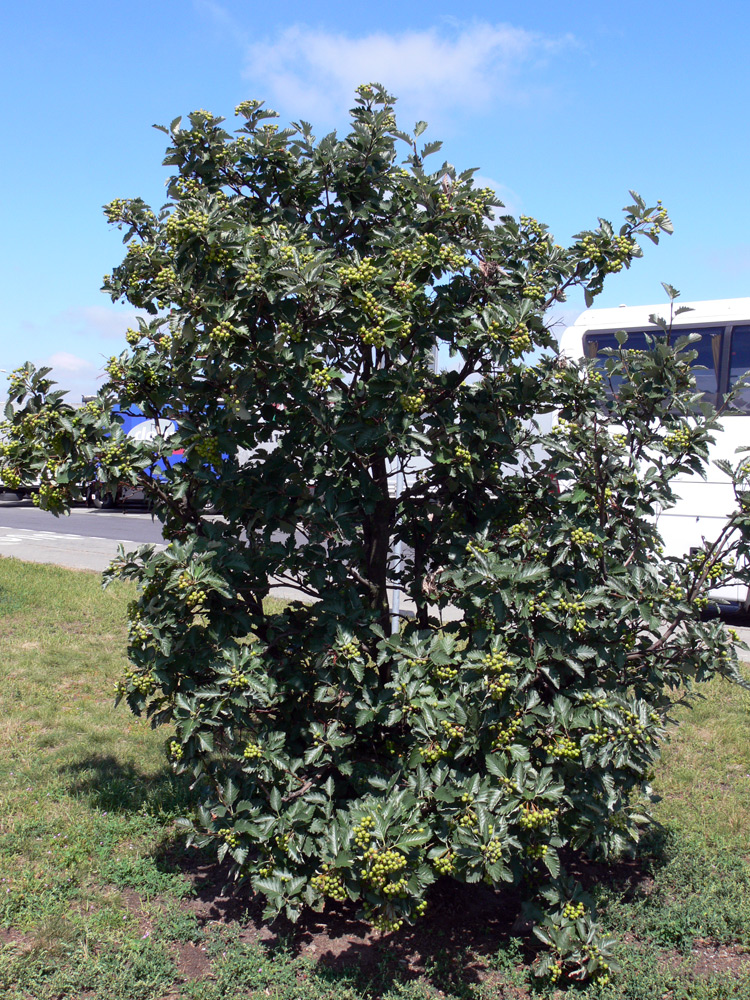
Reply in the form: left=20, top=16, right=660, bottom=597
left=243, top=742, right=263, bottom=761
left=433, top=660, right=458, bottom=683
left=483, top=649, right=513, bottom=674
left=366, top=906, right=405, bottom=933
left=433, top=851, right=455, bottom=876
left=243, top=262, right=262, bottom=285
left=483, top=651, right=513, bottom=700
left=465, top=187, right=495, bottom=217
left=391, top=245, right=422, bottom=269
left=205, top=244, right=233, bottom=267
left=664, top=581, right=685, bottom=601
left=579, top=232, right=635, bottom=273
left=172, top=177, right=202, bottom=198
left=358, top=287, right=386, bottom=322
left=128, top=614, right=149, bottom=644
left=527, top=591, right=550, bottom=615
left=359, top=324, right=386, bottom=347
left=235, top=99, right=263, bottom=116
left=548, top=735, right=580, bottom=760
left=421, top=743, right=447, bottom=765
left=34, top=482, right=68, bottom=509
left=337, top=637, right=361, bottom=659
left=169, top=740, right=183, bottom=761
left=562, top=901, right=585, bottom=921
left=122, top=665, right=156, bottom=696
left=558, top=596, right=586, bottom=616
left=457, top=806, right=478, bottom=829
left=352, top=815, right=375, bottom=849
left=125, top=327, right=142, bottom=346
left=274, top=832, right=291, bottom=853
left=510, top=323, right=532, bottom=357
left=177, top=572, right=208, bottom=609
left=522, top=281, right=546, bottom=301
left=548, top=962, right=563, bottom=984
left=2, top=468, right=21, bottom=490
left=393, top=279, right=416, bottom=299
left=165, top=209, right=209, bottom=244
left=227, top=665, right=249, bottom=689
left=525, top=843, right=548, bottom=859
left=362, top=847, right=407, bottom=893
left=279, top=320, right=304, bottom=344
left=491, top=714, right=523, bottom=749
left=311, top=367, right=334, bottom=390
left=486, top=319, right=503, bottom=342
left=221, top=829, right=240, bottom=849
left=400, top=390, right=425, bottom=413
left=466, top=539, right=490, bottom=555
left=581, top=943, right=610, bottom=972
left=438, top=244, right=468, bottom=271
left=454, top=445, right=472, bottom=469
left=256, top=854, right=275, bottom=878
left=210, top=320, right=237, bottom=343
left=588, top=707, right=647, bottom=748
left=194, top=437, right=221, bottom=463
left=440, top=719, right=465, bottom=741
left=311, top=865, right=348, bottom=901
left=154, top=266, right=176, bottom=291
left=570, top=527, right=602, bottom=557
left=481, top=840, right=503, bottom=865
left=664, top=425, right=691, bottom=452
left=519, top=215, right=547, bottom=238
left=104, top=198, right=129, bottom=223
left=581, top=692, right=607, bottom=710
left=519, top=805, right=557, bottom=830
left=691, top=551, right=731, bottom=583
left=105, top=357, right=126, bottom=381
left=508, top=520, right=530, bottom=540
left=340, top=259, right=380, bottom=285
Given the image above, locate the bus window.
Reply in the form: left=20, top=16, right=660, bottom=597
left=728, top=325, right=750, bottom=413
left=681, top=327, right=723, bottom=406
left=582, top=327, right=724, bottom=406
left=583, top=330, right=651, bottom=394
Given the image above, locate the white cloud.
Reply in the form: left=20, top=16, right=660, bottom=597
left=60, top=305, right=140, bottom=341
left=473, top=175, right=523, bottom=219
left=36, top=352, right=101, bottom=403
left=43, top=351, right=98, bottom=375
left=240, top=21, right=575, bottom=127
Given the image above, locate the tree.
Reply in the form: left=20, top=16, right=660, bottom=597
left=4, top=84, right=750, bottom=984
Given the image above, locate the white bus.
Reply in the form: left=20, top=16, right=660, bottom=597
left=558, top=297, right=750, bottom=609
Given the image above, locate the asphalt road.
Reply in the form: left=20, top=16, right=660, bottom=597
left=0, top=495, right=165, bottom=572
left=0, top=496, right=164, bottom=542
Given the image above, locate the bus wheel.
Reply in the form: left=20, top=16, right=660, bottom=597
left=88, top=486, right=115, bottom=509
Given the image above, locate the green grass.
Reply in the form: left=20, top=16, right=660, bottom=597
left=2, top=554, right=750, bottom=998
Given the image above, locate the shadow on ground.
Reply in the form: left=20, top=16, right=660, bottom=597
left=61, top=754, right=192, bottom=817
left=61, top=754, right=668, bottom=996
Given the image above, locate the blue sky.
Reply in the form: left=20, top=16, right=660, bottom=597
left=2, top=0, right=749, bottom=399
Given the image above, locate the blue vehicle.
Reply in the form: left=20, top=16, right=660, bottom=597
left=85, top=403, right=183, bottom=508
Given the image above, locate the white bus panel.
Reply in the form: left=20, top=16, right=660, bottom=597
left=558, top=298, right=750, bottom=607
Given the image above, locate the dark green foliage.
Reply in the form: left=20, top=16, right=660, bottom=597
left=4, top=84, right=750, bottom=982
